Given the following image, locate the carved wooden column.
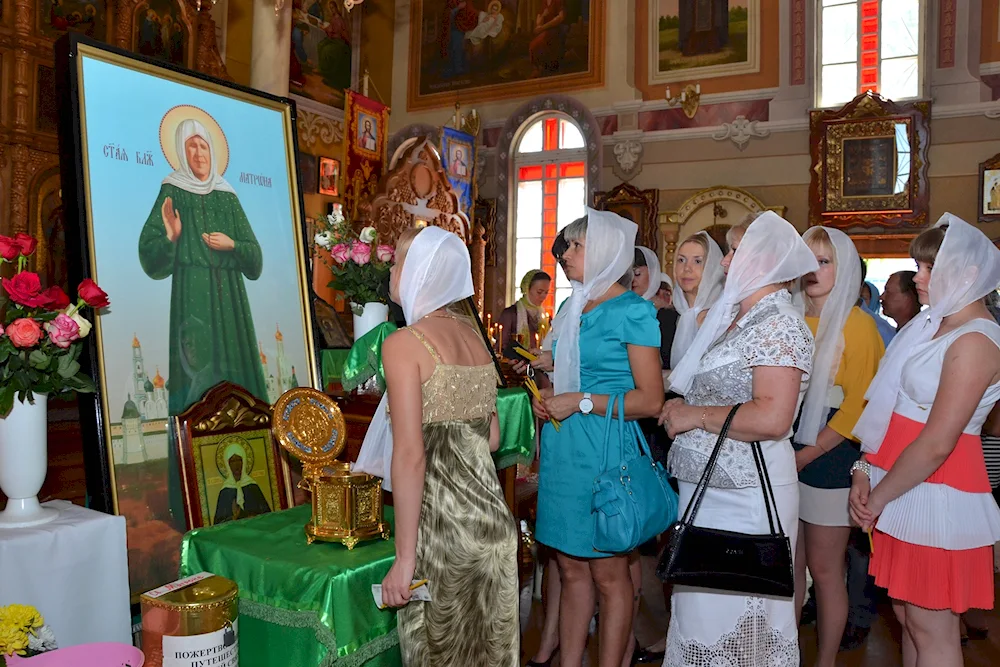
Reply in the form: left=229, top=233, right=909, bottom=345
left=658, top=214, right=679, bottom=275
left=197, top=4, right=232, bottom=81
left=9, top=145, right=29, bottom=234
left=250, top=0, right=292, bottom=95
left=470, top=222, right=486, bottom=312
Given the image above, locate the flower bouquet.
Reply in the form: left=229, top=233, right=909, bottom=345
left=0, top=233, right=109, bottom=415
left=312, top=208, right=394, bottom=316
left=0, top=604, right=57, bottom=665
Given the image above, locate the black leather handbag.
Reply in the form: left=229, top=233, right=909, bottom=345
left=656, top=403, right=795, bottom=598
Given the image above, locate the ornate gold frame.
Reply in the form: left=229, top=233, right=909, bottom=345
left=659, top=185, right=785, bottom=268
left=406, top=0, right=606, bottom=111
left=59, top=35, right=319, bottom=518
left=593, top=183, right=660, bottom=253
left=809, top=92, right=930, bottom=231
left=174, top=382, right=292, bottom=531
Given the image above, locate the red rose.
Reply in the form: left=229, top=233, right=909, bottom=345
left=2, top=272, right=44, bottom=307
left=40, top=286, right=70, bottom=311
left=0, top=236, right=19, bottom=262
left=6, top=318, right=42, bottom=348
left=77, top=278, right=110, bottom=309
left=13, top=233, right=37, bottom=257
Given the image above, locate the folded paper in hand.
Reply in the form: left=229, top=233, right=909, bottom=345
left=372, top=581, right=432, bottom=608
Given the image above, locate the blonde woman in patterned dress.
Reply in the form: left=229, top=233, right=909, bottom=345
left=378, top=226, right=519, bottom=666
left=659, top=212, right=819, bottom=667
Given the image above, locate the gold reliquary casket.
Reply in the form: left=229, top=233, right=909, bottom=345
left=272, top=388, right=389, bottom=548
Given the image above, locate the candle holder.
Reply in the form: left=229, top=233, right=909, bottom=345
left=665, top=83, right=702, bottom=119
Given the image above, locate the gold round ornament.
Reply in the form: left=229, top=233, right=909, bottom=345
left=272, top=387, right=347, bottom=468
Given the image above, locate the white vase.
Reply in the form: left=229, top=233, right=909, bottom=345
left=352, top=302, right=390, bottom=341
left=0, top=394, right=58, bottom=528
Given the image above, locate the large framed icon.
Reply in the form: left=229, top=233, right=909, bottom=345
left=56, top=33, right=319, bottom=600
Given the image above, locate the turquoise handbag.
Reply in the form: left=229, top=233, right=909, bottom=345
left=592, top=394, right=679, bottom=554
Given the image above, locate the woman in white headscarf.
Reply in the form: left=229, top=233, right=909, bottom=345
left=791, top=227, right=884, bottom=667
left=375, top=226, right=519, bottom=667
left=658, top=212, right=818, bottom=667
left=670, top=231, right=724, bottom=369
left=850, top=214, right=1000, bottom=667
left=531, top=209, right=664, bottom=667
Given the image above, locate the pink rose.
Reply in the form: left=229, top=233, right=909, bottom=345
left=45, top=314, right=80, bottom=349
left=350, top=240, right=371, bottom=265
left=6, top=318, right=42, bottom=348
left=329, top=243, right=350, bottom=264
left=375, top=245, right=394, bottom=263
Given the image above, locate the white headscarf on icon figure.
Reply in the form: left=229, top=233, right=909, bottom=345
left=162, top=119, right=236, bottom=196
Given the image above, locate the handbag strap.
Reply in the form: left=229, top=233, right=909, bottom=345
left=600, top=394, right=656, bottom=473
left=678, top=403, right=785, bottom=537
left=601, top=394, right=621, bottom=472
left=677, top=403, right=742, bottom=526
left=750, top=440, right=785, bottom=537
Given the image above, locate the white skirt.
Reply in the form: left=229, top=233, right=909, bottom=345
left=665, top=481, right=800, bottom=667
left=798, top=483, right=851, bottom=527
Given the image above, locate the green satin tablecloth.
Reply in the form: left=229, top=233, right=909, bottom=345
left=493, top=387, right=536, bottom=469
left=180, top=505, right=401, bottom=667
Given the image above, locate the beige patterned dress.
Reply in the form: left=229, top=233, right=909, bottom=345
left=397, top=328, right=520, bottom=667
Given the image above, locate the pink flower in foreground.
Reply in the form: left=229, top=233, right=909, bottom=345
left=375, top=245, right=394, bottom=263
left=329, top=243, right=350, bottom=264
left=7, top=318, right=42, bottom=348
left=350, top=240, right=371, bottom=266
left=46, top=314, right=80, bottom=349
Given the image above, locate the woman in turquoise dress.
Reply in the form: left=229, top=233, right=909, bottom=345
left=533, top=209, right=665, bottom=667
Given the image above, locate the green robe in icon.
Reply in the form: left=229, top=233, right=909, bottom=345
left=138, top=183, right=269, bottom=415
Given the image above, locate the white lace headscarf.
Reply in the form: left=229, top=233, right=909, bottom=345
left=671, top=232, right=725, bottom=368
left=670, top=212, right=819, bottom=395
left=794, top=227, right=862, bottom=446
left=551, top=207, right=637, bottom=394
left=162, top=119, right=236, bottom=195
left=636, top=246, right=662, bottom=301
left=353, top=226, right=475, bottom=491
left=855, top=213, right=1000, bottom=453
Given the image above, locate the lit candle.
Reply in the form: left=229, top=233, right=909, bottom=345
left=666, top=86, right=671, bottom=100
left=497, top=324, right=503, bottom=353
left=487, top=313, right=492, bottom=332
left=695, top=83, right=701, bottom=94
left=534, top=333, right=539, bottom=349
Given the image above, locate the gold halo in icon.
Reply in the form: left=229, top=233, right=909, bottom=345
left=159, top=104, right=230, bottom=175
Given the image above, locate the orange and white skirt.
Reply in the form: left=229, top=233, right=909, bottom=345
left=868, top=413, right=1000, bottom=613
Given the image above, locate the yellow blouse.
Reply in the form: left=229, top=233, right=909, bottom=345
left=804, top=306, right=885, bottom=442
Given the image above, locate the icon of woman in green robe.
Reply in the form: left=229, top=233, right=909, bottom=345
left=138, top=112, right=269, bottom=416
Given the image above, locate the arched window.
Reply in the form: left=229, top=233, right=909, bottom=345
left=512, top=114, right=587, bottom=313
left=817, top=0, right=922, bottom=108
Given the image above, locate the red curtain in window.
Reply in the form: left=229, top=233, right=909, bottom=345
left=518, top=156, right=585, bottom=313
left=859, top=0, right=879, bottom=94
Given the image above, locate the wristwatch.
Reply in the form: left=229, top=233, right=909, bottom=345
left=849, top=459, right=871, bottom=479
left=579, top=393, right=594, bottom=415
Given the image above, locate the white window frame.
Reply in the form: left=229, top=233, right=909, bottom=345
left=509, top=113, right=588, bottom=305
left=814, top=0, right=928, bottom=109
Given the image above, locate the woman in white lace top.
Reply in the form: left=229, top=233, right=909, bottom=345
left=659, top=212, right=818, bottom=667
